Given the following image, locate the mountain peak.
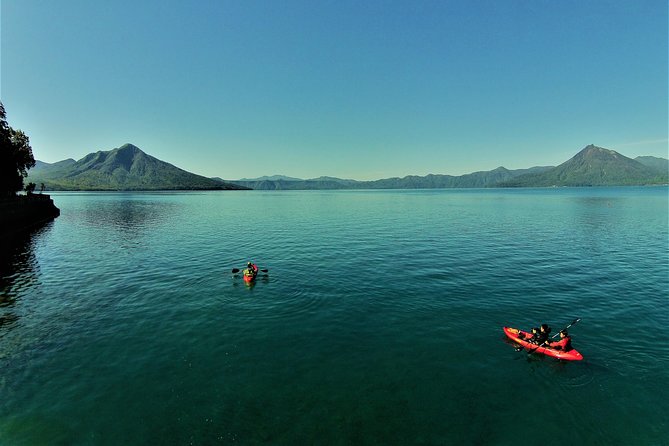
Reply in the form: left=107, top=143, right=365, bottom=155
left=116, top=143, right=143, bottom=154
left=107, top=143, right=148, bottom=171
left=576, top=144, right=620, bottom=160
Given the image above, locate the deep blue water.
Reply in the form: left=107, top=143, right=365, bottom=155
left=1, top=188, right=668, bottom=445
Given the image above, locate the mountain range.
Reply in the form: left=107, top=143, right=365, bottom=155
left=27, top=143, right=667, bottom=191
left=229, top=166, right=557, bottom=190
left=230, top=145, right=667, bottom=189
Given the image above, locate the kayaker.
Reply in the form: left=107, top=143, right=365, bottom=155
left=518, top=327, right=540, bottom=344
left=244, top=262, right=258, bottom=278
left=534, top=324, right=552, bottom=345
left=526, top=327, right=540, bottom=343
left=522, top=325, right=550, bottom=345
left=547, top=330, right=573, bottom=351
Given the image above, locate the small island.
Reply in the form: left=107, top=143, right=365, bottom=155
left=0, top=102, right=60, bottom=237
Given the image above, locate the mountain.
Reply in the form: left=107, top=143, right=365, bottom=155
left=500, top=145, right=668, bottom=187
left=635, top=156, right=668, bottom=175
left=28, top=144, right=248, bottom=191
left=34, top=158, right=77, bottom=170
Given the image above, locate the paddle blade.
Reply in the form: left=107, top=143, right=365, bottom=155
left=231, top=268, right=240, bottom=274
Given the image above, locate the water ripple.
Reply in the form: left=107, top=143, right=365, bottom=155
left=1, top=188, right=667, bottom=445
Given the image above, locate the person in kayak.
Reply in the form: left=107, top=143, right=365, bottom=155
left=533, top=324, right=552, bottom=345
left=243, top=262, right=258, bottom=279
left=517, top=327, right=537, bottom=342
left=522, top=324, right=551, bottom=345
left=525, top=327, right=540, bottom=343
left=547, top=330, right=573, bottom=351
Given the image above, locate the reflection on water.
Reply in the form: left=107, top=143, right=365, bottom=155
left=71, top=195, right=183, bottom=253
left=80, top=198, right=176, bottom=234
left=0, top=222, right=53, bottom=333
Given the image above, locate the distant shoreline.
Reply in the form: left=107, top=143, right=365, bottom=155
left=41, top=184, right=669, bottom=192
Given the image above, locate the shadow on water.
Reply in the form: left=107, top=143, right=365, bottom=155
left=0, top=221, right=53, bottom=334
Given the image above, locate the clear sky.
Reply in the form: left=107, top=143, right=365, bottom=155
left=2, top=0, right=667, bottom=180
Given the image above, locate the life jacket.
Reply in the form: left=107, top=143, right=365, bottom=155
left=550, top=337, right=573, bottom=351
left=532, top=332, right=549, bottom=345
left=526, top=330, right=540, bottom=344
left=244, top=264, right=258, bottom=277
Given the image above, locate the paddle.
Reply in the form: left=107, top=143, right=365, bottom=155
left=231, top=267, right=268, bottom=274
left=524, top=318, right=581, bottom=356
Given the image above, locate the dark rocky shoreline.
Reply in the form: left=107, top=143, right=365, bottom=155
left=0, top=195, right=60, bottom=238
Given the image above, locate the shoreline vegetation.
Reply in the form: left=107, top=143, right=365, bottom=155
left=1, top=101, right=61, bottom=236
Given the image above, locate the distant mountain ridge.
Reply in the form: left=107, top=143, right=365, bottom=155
left=229, top=166, right=556, bottom=190
left=635, top=156, right=668, bottom=175
left=28, top=144, right=247, bottom=191
left=235, top=174, right=304, bottom=182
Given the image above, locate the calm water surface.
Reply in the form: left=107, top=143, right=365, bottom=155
left=1, top=188, right=667, bottom=445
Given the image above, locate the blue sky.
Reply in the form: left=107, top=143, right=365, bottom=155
left=2, top=0, right=667, bottom=180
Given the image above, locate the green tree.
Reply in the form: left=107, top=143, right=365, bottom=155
left=0, top=101, right=35, bottom=196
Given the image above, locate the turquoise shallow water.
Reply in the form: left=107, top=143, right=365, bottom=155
left=1, top=188, right=668, bottom=445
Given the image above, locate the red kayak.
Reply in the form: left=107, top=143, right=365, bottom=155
left=243, top=264, right=259, bottom=283
left=503, top=327, right=583, bottom=361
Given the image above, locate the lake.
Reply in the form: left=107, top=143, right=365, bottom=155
left=1, top=188, right=667, bottom=445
